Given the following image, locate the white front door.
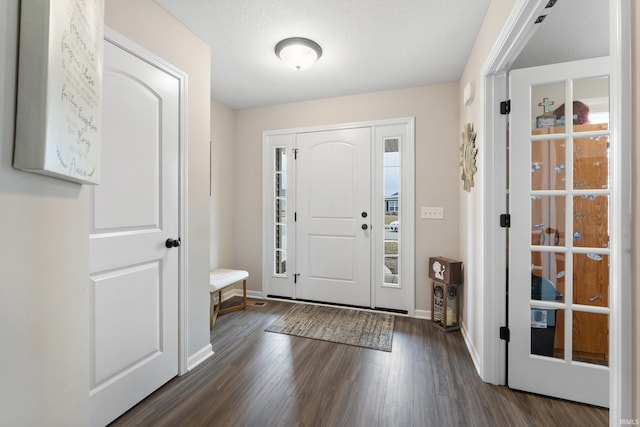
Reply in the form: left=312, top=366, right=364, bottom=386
left=295, top=128, right=371, bottom=307
left=89, top=36, right=181, bottom=425
left=509, top=57, right=611, bottom=407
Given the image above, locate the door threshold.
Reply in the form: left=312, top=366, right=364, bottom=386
left=266, top=295, right=408, bottom=315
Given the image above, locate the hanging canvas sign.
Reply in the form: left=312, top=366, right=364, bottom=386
left=13, top=0, right=104, bottom=184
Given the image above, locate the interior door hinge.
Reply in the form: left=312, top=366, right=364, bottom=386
left=500, top=100, right=511, bottom=115
left=500, top=213, right=511, bottom=228
left=499, top=326, right=510, bottom=342
left=293, top=148, right=299, bottom=160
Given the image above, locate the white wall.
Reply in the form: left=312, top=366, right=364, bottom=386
left=105, top=0, right=212, bottom=358
left=0, top=1, right=90, bottom=424
left=232, top=83, right=460, bottom=311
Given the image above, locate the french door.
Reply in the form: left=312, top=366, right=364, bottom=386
left=508, top=57, right=611, bottom=407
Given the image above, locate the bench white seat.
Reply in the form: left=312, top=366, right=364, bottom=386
left=209, top=269, right=248, bottom=330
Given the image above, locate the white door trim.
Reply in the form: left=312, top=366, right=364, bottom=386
left=103, top=27, right=189, bottom=375
left=480, top=0, right=632, bottom=421
left=262, top=117, right=415, bottom=315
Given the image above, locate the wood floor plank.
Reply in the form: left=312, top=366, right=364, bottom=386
left=110, top=298, right=608, bottom=427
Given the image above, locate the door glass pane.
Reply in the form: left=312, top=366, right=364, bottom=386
left=531, top=196, right=565, bottom=246
left=275, top=147, right=287, bottom=172
left=275, top=250, right=286, bottom=275
left=383, top=138, right=399, bottom=286
left=573, top=195, right=608, bottom=248
left=275, top=173, right=286, bottom=197
left=275, top=224, right=286, bottom=250
left=574, top=135, right=609, bottom=190
left=275, top=198, right=287, bottom=222
left=572, top=311, right=608, bottom=366
left=531, top=82, right=566, bottom=135
left=531, top=308, right=564, bottom=360
left=572, top=77, right=609, bottom=132
left=531, top=138, right=566, bottom=191
left=573, top=253, right=608, bottom=307
left=531, top=252, right=565, bottom=303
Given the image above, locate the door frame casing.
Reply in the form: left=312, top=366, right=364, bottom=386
left=103, top=27, right=189, bottom=375
left=261, top=117, right=415, bottom=316
left=480, top=0, right=632, bottom=421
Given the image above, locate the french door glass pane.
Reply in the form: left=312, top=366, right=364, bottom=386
left=531, top=196, right=566, bottom=246
left=572, top=311, right=608, bottom=366
left=573, top=77, right=609, bottom=132
left=531, top=308, right=564, bottom=360
left=531, top=138, right=566, bottom=191
left=573, top=253, right=608, bottom=307
left=574, top=135, right=609, bottom=190
left=530, top=251, right=565, bottom=303
left=573, top=195, right=608, bottom=248
left=531, top=82, right=566, bottom=134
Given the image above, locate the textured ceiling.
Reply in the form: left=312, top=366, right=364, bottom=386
left=154, top=0, right=491, bottom=109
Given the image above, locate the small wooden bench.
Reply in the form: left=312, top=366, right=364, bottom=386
left=209, top=269, right=248, bottom=330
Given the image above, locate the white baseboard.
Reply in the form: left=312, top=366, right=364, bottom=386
left=187, top=344, right=214, bottom=371
left=218, top=288, right=263, bottom=302
left=246, top=289, right=263, bottom=299
left=414, top=309, right=430, bottom=320
left=221, top=289, right=431, bottom=320
left=460, top=321, right=481, bottom=375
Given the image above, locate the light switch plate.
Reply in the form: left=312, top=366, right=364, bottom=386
left=421, top=207, right=444, bottom=219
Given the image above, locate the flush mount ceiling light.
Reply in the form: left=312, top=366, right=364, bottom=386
left=274, top=37, right=322, bottom=71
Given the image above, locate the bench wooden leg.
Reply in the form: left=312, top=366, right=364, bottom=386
left=242, top=278, right=247, bottom=309
left=210, top=290, right=223, bottom=331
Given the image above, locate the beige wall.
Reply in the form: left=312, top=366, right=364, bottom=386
left=233, top=83, right=460, bottom=311
left=633, top=1, right=639, bottom=419
left=211, top=99, right=236, bottom=269
left=105, top=0, right=212, bottom=357
left=457, top=0, right=518, bottom=371
left=0, top=1, right=91, bottom=424
left=1, top=2, right=212, bottom=424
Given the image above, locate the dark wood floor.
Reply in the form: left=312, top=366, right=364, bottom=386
left=111, top=298, right=608, bottom=427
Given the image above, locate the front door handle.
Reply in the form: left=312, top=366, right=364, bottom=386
left=165, top=238, right=181, bottom=248
left=362, top=224, right=368, bottom=230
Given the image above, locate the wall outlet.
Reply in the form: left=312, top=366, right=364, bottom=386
left=421, top=207, right=444, bottom=219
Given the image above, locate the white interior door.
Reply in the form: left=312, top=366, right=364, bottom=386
left=509, top=57, right=611, bottom=407
left=295, top=128, right=371, bottom=307
left=89, top=36, right=181, bottom=426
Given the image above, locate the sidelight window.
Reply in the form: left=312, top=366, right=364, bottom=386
left=274, top=147, right=287, bottom=275
left=383, top=138, right=400, bottom=286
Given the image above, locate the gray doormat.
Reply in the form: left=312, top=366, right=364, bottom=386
left=265, top=303, right=395, bottom=352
